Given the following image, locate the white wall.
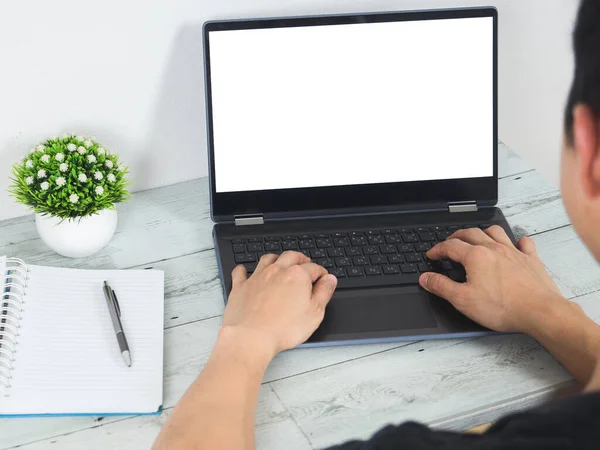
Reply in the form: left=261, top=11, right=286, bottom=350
left=0, top=0, right=578, bottom=221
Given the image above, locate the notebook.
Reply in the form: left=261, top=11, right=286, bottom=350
left=0, top=255, right=164, bottom=416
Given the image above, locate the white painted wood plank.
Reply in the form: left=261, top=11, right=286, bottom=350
left=2, top=216, right=590, bottom=448
left=428, top=289, right=600, bottom=431
left=0, top=316, right=408, bottom=449
left=498, top=169, right=568, bottom=238
left=144, top=251, right=224, bottom=329
left=0, top=416, right=107, bottom=450
left=0, top=179, right=214, bottom=270
left=0, top=172, right=565, bottom=272
left=0, top=145, right=549, bottom=272
left=270, top=334, right=573, bottom=449
left=0, top=214, right=116, bottom=270
left=0, top=278, right=592, bottom=447
left=7, top=286, right=599, bottom=450
left=0, top=147, right=594, bottom=450
left=268, top=289, right=600, bottom=449
left=162, top=319, right=411, bottom=408
left=498, top=141, right=532, bottom=179
left=533, top=226, right=600, bottom=296
left=8, top=386, right=312, bottom=450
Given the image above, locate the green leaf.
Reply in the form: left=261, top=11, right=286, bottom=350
left=8, top=137, right=132, bottom=219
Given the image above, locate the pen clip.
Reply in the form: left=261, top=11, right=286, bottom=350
left=111, top=289, right=121, bottom=317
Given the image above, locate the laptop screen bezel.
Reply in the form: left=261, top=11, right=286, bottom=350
left=204, top=7, right=498, bottom=222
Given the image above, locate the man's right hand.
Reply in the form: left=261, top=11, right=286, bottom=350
left=419, top=226, right=565, bottom=333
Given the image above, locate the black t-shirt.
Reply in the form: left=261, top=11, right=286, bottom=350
left=325, top=392, right=600, bottom=450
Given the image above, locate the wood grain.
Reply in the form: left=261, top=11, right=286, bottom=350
left=8, top=386, right=312, bottom=450
left=2, top=145, right=600, bottom=450
left=498, top=170, right=568, bottom=238
left=533, top=226, right=600, bottom=297
left=498, top=141, right=533, bottom=179
left=0, top=143, right=526, bottom=269
left=270, top=333, right=575, bottom=449
left=0, top=317, right=412, bottom=448
left=0, top=178, right=212, bottom=270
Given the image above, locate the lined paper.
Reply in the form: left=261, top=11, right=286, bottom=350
left=0, top=264, right=164, bottom=415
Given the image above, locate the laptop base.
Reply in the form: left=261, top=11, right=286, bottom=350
left=213, top=207, right=513, bottom=346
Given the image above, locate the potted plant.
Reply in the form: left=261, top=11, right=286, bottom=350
left=9, top=134, right=131, bottom=258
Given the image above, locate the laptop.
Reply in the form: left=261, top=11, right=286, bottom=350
left=204, top=7, right=514, bottom=346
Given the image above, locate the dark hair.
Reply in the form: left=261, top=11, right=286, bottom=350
left=564, top=0, right=600, bottom=144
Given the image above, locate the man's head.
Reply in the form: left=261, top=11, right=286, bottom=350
left=561, top=0, right=600, bottom=259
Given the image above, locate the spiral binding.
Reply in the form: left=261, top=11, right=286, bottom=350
left=1, top=258, right=28, bottom=397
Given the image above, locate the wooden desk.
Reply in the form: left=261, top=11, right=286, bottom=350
left=1, top=142, right=599, bottom=450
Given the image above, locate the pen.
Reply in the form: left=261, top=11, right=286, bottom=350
left=102, top=280, right=131, bottom=367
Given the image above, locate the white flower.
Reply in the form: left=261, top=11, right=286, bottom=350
left=59, top=163, right=69, bottom=172
left=84, top=140, right=92, bottom=148
left=56, top=177, right=66, bottom=187
left=36, top=144, right=45, bottom=152
left=95, top=186, right=104, bottom=195
left=97, top=147, right=106, bottom=156
left=62, top=133, right=70, bottom=139
left=41, top=154, right=50, bottom=163
left=118, top=162, right=126, bottom=171
left=105, top=160, right=113, bottom=169
left=25, top=176, right=34, bottom=185
left=78, top=173, right=88, bottom=182
left=25, top=159, right=33, bottom=168
left=29, top=148, right=36, bottom=154
left=40, top=181, right=49, bottom=191
left=87, top=154, right=97, bottom=163
left=94, top=171, right=103, bottom=181
left=67, top=143, right=77, bottom=152
left=37, top=169, right=47, bottom=178
left=55, top=153, right=64, bottom=161
left=77, top=146, right=86, bottom=155
left=107, top=173, right=116, bottom=182
left=76, top=135, right=84, bottom=142
left=69, top=194, right=79, bottom=204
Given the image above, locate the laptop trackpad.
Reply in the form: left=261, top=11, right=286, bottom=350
left=321, top=286, right=437, bottom=334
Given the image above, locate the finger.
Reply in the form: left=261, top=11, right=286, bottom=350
left=419, top=272, right=468, bottom=303
left=254, top=254, right=279, bottom=274
left=275, top=251, right=311, bottom=268
left=231, top=264, right=248, bottom=289
left=427, top=238, right=472, bottom=264
left=484, top=225, right=513, bottom=246
left=299, top=262, right=329, bottom=283
left=517, top=236, right=537, bottom=256
left=447, top=227, right=495, bottom=246
left=312, top=274, right=338, bottom=309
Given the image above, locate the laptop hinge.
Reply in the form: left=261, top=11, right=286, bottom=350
left=234, top=215, right=264, bottom=226
left=448, top=201, right=478, bottom=213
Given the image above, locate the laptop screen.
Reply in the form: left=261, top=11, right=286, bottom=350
left=207, top=14, right=494, bottom=195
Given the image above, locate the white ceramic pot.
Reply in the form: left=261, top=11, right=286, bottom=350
left=35, top=209, right=118, bottom=258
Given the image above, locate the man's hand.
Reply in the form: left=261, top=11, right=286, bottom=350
left=419, top=226, right=564, bottom=333
left=222, top=251, right=337, bottom=359
left=155, top=253, right=336, bottom=450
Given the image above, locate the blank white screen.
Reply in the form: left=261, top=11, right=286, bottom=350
left=209, top=16, right=494, bottom=193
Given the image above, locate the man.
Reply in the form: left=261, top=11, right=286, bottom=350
left=154, top=0, right=600, bottom=448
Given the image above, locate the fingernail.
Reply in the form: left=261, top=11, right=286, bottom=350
left=327, top=274, right=338, bottom=287
left=419, top=273, right=429, bottom=287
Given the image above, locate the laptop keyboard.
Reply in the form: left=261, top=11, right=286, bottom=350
left=228, top=223, right=492, bottom=289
